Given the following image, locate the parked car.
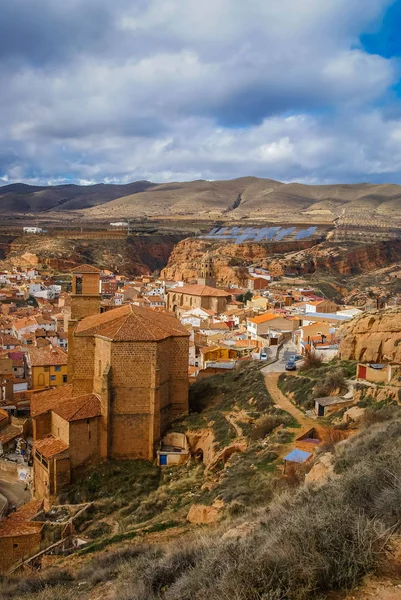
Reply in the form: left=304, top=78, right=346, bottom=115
left=260, top=349, right=268, bottom=361
left=285, top=359, right=297, bottom=371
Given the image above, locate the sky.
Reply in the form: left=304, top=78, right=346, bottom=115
left=1, top=0, right=401, bottom=186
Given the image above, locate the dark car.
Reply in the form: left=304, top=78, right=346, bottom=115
left=285, top=360, right=297, bottom=371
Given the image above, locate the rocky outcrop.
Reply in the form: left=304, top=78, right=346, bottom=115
left=161, top=237, right=401, bottom=285
left=269, top=240, right=401, bottom=276
left=5, top=234, right=185, bottom=276
left=161, top=237, right=318, bottom=284
left=339, top=308, right=401, bottom=363
left=187, top=500, right=224, bottom=525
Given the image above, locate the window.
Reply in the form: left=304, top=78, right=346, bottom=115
left=13, top=543, right=19, bottom=549
left=55, top=366, right=61, bottom=372
left=75, top=276, right=83, bottom=294
left=50, top=375, right=55, bottom=381
left=44, top=366, right=49, bottom=372
left=63, top=375, right=68, bottom=383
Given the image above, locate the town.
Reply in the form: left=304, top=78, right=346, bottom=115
left=0, top=243, right=398, bottom=576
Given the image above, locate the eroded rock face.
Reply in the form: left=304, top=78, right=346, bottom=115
left=187, top=500, right=224, bottom=525
left=339, top=308, right=401, bottom=363
left=161, top=237, right=401, bottom=286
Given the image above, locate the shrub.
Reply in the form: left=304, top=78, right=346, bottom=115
left=299, top=351, right=323, bottom=372
left=314, top=368, right=345, bottom=398
left=250, top=414, right=289, bottom=440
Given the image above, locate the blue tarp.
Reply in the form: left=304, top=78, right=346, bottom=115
left=284, top=449, right=312, bottom=463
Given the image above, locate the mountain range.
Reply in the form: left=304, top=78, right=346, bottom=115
left=1, top=177, right=401, bottom=224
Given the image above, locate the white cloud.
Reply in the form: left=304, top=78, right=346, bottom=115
left=0, top=0, right=400, bottom=185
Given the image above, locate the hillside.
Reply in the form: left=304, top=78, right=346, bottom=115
left=0, top=181, right=154, bottom=213
left=2, top=373, right=401, bottom=600
left=2, top=177, right=401, bottom=224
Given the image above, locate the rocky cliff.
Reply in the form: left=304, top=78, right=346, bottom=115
left=161, top=237, right=319, bottom=284
left=5, top=234, right=186, bottom=275
left=161, top=237, right=401, bottom=284
left=339, top=308, right=401, bottom=363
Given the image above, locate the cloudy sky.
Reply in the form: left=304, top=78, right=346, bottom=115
left=1, top=0, right=401, bottom=186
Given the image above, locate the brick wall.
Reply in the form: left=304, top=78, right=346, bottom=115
left=50, top=413, right=69, bottom=445
left=33, top=413, right=51, bottom=441
left=70, top=296, right=100, bottom=321
left=68, top=418, right=100, bottom=468
left=70, top=333, right=96, bottom=395
left=0, top=527, right=43, bottom=574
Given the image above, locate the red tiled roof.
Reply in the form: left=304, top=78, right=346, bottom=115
left=31, top=385, right=73, bottom=417
left=9, top=500, right=44, bottom=522
left=0, top=423, right=23, bottom=445
left=0, top=520, right=43, bottom=538
left=53, top=393, right=101, bottom=422
left=28, top=346, right=67, bottom=367
left=75, top=304, right=190, bottom=342
left=170, top=284, right=229, bottom=297
left=71, top=264, right=101, bottom=274
left=34, top=436, right=69, bottom=458
left=31, top=384, right=101, bottom=422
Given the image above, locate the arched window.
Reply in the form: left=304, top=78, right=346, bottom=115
left=38, top=373, right=45, bottom=387
left=75, top=276, right=82, bottom=294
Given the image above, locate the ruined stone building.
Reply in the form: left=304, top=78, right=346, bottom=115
left=31, top=265, right=189, bottom=505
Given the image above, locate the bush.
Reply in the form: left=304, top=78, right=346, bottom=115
left=314, top=368, right=345, bottom=398
left=299, top=351, right=323, bottom=372
left=250, top=414, right=289, bottom=440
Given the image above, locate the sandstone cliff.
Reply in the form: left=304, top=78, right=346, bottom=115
left=339, top=308, right=401, bottom=363
left=5, top=233, right=185, bottom=275
left=161, top=237, right=401, bottom=285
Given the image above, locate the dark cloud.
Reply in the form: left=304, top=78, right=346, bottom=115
left=0, top=0, right=400, bottom=185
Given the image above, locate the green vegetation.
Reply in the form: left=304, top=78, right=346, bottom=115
left=278, top=358, right=357, bottom=409
left=175, top=362, right=274, bottom=448
left=61, top=460, right=161, bottom=526
left=4, top=407, right=401, bottom=600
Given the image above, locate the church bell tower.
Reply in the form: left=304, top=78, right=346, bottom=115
left=197, top=254, right=216, bottom=287
left=70, top=264, right=101, bottom=321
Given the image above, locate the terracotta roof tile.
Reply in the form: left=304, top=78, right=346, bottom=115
left=248, top=313, right=284, bottom=324
left=71, top=264, right=101, bottom=274
left=0, top=520, right=43, bottom=538
left=9, top=500, right=44, bottom=522
left=0, top=423, right=23, bottom=444
left=170, top=284, right=229, bottom=297
left=53, top=394, right=101, bottom=422
left=31, top=385, right=101, bottom=422
left=75, top=304, right=190, bottom=342
left=34, top=436, right=69, bottom=458
left=31, top=385, right=73, bottom=417
left=28, top=346, right=67, bottom=367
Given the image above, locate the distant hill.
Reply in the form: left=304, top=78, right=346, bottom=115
left=0, top=180, right=155, bottom=213
left=1, top=176, right=401, bottom=224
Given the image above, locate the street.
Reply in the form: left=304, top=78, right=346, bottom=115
left=262, top=342, right=300, bottom=374
left=0, top=476, right=31, bottom=510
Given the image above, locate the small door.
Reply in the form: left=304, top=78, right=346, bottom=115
left=358, top=365, right=367, bottom=380
left=159, top=454, right=168, bottom=466
left=318, top=404, right=325, bottom=417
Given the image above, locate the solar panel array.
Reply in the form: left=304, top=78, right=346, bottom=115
left=202, top=226, right=318, bottom=244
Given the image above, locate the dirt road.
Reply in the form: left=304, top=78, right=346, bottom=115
left=264, top=372, right=316, bottom=433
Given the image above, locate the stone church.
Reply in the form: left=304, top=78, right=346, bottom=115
left=167, top=255, right=230, bottom=314
left=31, top=265, right=189, bottom=505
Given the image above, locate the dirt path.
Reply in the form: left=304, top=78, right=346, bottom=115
left=225, top=414, right=243, bottom=438
left=264, top=372, right=316, bottom=433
